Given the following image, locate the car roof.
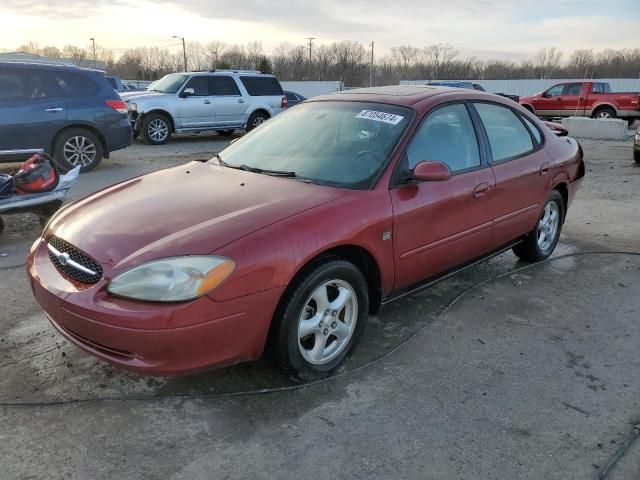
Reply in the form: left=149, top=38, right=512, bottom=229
left=189, top=70, right=277, bottom=78
left=0, top=61, right=102, bottom=74
left=311, top=85, right=470, bottom=107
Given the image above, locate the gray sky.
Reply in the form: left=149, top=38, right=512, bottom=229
left=2, top=0, right=639, bottom=59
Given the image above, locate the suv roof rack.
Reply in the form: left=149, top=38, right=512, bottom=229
left=208, top=69, right=263, bottom=74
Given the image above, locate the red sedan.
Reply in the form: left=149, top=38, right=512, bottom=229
left=28, top=86, right=585, bottom=380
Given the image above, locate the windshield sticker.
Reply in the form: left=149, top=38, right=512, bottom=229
left=355, top=110, right=404, bottom=125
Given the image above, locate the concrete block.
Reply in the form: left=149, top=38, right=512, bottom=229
left=561, top=116, right=627, bottom=140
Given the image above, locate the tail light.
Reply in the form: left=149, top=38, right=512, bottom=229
left=281, top=96, right=288, bottom=109
left=633, top=95, right=640, bottom=110
left=105, top=100, right=128, bottom=115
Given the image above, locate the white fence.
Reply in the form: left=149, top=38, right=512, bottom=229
left=400, top=79, right=640, bottom=97
left=281, top=81, right=343, bottom=98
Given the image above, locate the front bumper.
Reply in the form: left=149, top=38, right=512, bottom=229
left=27, top=238, right=284, bottom=376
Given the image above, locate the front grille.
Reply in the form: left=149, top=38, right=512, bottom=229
left=47, top=236, right=103, bottom=284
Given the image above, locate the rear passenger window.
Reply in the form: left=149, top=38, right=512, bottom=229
left=520, top=115, right=542, bottom=144
left=53, top=72, right=99, bottom=96
left=563, top=83, right=582, bottom=96
left=0, top=70, right=26, bottom=99
left=183, top=76, right=210, bottom=96
left=406, top=103, right=481, bottom=172
left=474, top=103, right=534, bottom=162
left=240, top=76, right=283, bottom=96
left=209, top=76, right=240, bottom=96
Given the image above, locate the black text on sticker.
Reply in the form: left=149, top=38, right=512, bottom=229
left=355, top=110, right=404, bottom=125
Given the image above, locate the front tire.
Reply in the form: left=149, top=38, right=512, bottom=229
left=53, top=128, right=103, bottom=173
left=142, top=113, right=171, bottom=145
left=513, top=190, right=565, bottom=262
left=271, top=259, right=369, bottom=381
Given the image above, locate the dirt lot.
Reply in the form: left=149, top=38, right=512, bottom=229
left=0, top=135, right=639, bottom=479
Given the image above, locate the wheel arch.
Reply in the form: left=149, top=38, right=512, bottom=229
left=278, top=244, right=383, bottom=318
left=521, top=103, right=535, bottom=114
left=246, top=108, right=271, bottom=127
left=142, top=109, right=176, bottom=132
left=591, top=103, right=618, bottom=117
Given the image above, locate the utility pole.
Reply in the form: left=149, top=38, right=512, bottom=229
left=306, top=37, right=316, bottom=80
left=173, top=35, right=187, bottom=72
left=369, top=41, right=374, bottom=87
left=90, top=37, right=96, bottom=69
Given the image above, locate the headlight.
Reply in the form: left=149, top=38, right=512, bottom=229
left=128, top=102, right=137, bottom=111
left=107, top=256, right=235, bottom=302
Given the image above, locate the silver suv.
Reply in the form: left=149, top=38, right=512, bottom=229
left=123, top=70, right=287, bottom=144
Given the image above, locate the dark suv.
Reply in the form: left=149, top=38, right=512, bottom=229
left=0, top=62, right=132, bottom=172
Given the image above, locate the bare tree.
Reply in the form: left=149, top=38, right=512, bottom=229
left=533, top=47, right=562, bottom=79
left=423, top=43, right=458, bottom=79
left=390, top=45, right=420, bottom=79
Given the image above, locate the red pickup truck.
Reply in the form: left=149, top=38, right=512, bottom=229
left=520, top=81, right=640, bottom=120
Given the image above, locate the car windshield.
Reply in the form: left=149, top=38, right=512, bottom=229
left=215, top=101, right=413, bottom=189
left=148, top=73, right=188, bottom=93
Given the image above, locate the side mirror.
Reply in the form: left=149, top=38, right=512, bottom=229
left=412, top=161, right=451, bottom=182
left=181, top=87, right=195, bottom=98
left=541, top=91, right=550, bottom=98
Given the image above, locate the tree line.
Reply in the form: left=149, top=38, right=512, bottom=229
left=14, top=41, right=640, bottom=85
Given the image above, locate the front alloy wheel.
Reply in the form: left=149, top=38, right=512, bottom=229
left=142, top=114, right=171, bottom=145
left=298, top=280, right=358, bottom=365
left=270, top=259, right=369, bottom=381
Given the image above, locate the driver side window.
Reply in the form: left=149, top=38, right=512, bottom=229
left=406, top=103, right=481, bottom=173
left=546, top=85, right=564, bottom=97
left=183, top=76, right=210, bottom=96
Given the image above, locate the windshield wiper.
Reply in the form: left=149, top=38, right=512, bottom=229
left=216, top=156, right=296, bottom=177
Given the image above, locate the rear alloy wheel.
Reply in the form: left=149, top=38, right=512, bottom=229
left=142, top=114, right=171, bottom=145
left=513, top=190, right=565, bottom=262
left=271, top=260, right=369, bottom=381
left=592, top=107, right=616, bottom=120
left=53, top=128, right=103, bottom=173
left=246, top=111, right=269, bottom=132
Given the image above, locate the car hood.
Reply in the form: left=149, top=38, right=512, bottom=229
left=46, top=162, right=348, bottom=270
left=120, top=91, right=172, bottom=102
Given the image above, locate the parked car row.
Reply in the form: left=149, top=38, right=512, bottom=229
left=0, top=61, right=296, bottom=172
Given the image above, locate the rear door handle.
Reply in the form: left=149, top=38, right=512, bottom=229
left=238, top=98, right=245, bottom=104
left=204, top=100, right=211, bottom=104
left=473, top=182, right=490, bottom=198
left=45, top=107, right=64, bottom=112
left=540, top=162, right=550, bottom=175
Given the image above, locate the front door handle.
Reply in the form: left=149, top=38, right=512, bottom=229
left=540, top=162, right=550, bottom=175
left=473, top=182, right=490, bottom=198
left=556, top=98, right=562, bottom=102
left=45, top=107, right=64, bottom=112
left=204, top=100, right=211, bottom=104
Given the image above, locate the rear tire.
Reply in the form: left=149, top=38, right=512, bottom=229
left=53, top=128, right=103, bottom=173
left=216, top=129, right=235, bottom=136
left=513, top=190, right=565, bottom=262
left=270, top=259, right=369, bottom=381
left=634, top=150, right=640, bottom=164
left=592, top=107, right=616, bottom=120
left=246, top=111, right=269, bottom=132
left=142, top=113, right=171, bottom=145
